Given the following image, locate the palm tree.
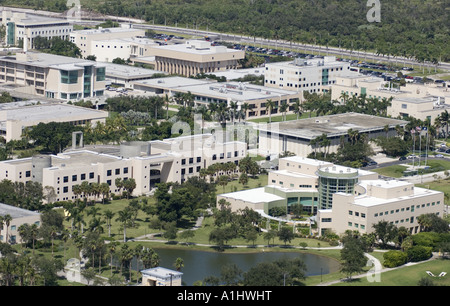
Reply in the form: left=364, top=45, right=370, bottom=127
left=208, top=102, right=218, bottom=119
left=116, top=208, right=132, bottom=242
left=103, top=210, right=115, bottom=237
left=437, top=110, right=450, bottom=138
left=174, top=257, right=184, bottom=272
left=163, top=93, right=172, bottom=119
left=279, top=100, right=289, bottom=121
left=2, top=214, right=12, bottom=244
left=229, top=100, right=239, bottom=124
left=240, top=102, right=253, bottom=122
left=265, top=99, right=276, bottom=123
left=292, top=99, right=303, bottom=120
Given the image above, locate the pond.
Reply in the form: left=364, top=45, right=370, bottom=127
left=150, top=247, right=340, bottom=285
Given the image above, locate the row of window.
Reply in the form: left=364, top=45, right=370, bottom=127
left=212, top=151, right=240, bottom=160
left=373, top=201, right=440, bottom=218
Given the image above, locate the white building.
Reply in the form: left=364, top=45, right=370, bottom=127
left=264, top=56, right=354, bottom=94
left=0, top=134, right=247, bottom=202
left=218, top=156, right=445, bottom=236
left=0, top=102, right=108, bottom=141
left=90, top=37, right=158, bottom=62
left=69, top=25, right=146, bottom=59
left=2, top=11, right=73, bottom=47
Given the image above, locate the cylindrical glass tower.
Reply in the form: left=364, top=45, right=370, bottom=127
left=317, top=165, right=359, bottom=209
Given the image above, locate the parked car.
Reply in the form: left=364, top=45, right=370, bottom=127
left=368, top=161, right=378, bottom=166
left=399, top=156, right=407, bottom=161
left=407, top=154, right=417, bottom=159
left=435, top=154, right=444, bottom=158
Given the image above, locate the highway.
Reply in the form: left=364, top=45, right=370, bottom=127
left=133, top=24, right=450, bottom=73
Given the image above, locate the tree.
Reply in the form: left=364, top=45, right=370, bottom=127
left=265, top=99, right=276, bottom=123
left=277, top=226, right=294, bottom=245
left=174, top=257, right=184, bottom=272
left=122, top=178, right=137, bottom=199
left=372, top=220, right=399, bottom=248
left=116, top=208, right=133, bottom=242
left=340, top=231, right=367, bottom=280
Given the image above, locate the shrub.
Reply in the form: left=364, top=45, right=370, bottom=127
left=407, top=245, right=433, bottom=262
left=383, top=250, right=408, bottom=268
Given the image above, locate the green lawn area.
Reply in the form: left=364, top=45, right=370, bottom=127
left=332, top=258, right=450, bottom=286
left=372, top=165, right=408, bottom=178
left=248, top=112, right=316, bottom=123
left=373, top=159, right=450, bottom=179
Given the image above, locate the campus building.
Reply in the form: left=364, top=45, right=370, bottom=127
left=135, top=40, right=245, bottom=77
left=256, top=112, right=408, bottom=157
left=0, top=202, right=41, bottom=244
left=331, top=75, right=450, bottom=122
left=217, top=156, right=444, bottom=236
left=69, top=25, right=146, bottom=59
left=0, top=51, right=107, bottom=100
left=264, top=56, right=353, bottom=93
left=0, top=134, right=247, bottom=202
left=89, top=37, right=158, bottom=62
left=132, top=76, right=303, bottom=119
left=0, top=102, right=108, bottom=141
left=1, top=11, right=73, bottom=47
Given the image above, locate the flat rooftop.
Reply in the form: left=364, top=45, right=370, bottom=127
left=205, top=68, right=264, bottom=81
left=7, top=13, right=70, bottom=25
left=103, top=62, right=166, bottom=79
left=219, top=187, right=285, bottom=203
left=133, top=77, right=299, bottom=101
left=72, top=27, right=143, bottom=35
left=0, top=202, right=40, bottom=219
left=257, top=112, right=408, bottom=140
left=1, top=103, right=108, bottom=122
left=151, top=40, right=242, bottom=56
left=0, top=51, right=105, bottom=69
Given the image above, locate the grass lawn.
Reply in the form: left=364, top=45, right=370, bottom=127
left=248, top=112, right=316, bottom=123
left=332, top=258, right=450, bottom=286
left=372, top=165, right=408, bottom=178
left=373, top=159, right=450, bottom=179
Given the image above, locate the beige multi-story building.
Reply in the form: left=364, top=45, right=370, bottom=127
left=264, top=56, right=353, bottom=94
left=0, top=51, right=107, bottom=100
left=132, top=76, right=303, bottom=120
left=331, top=75, right=450, bottom=122
left=0, top=202, right=41, bottom=244
left=218, top=156, right=445, bottom=236
left=256, top=112, right=408, bottom=157
left=2, top=11, right=73, bottom=47
left=90, top=37, right=158, bottom=62
left=0, top=134, right=247, bottom=202
left=69, top=26, right=146, bottom=59
left=138, top=40, right=245, bottom=77
left=0, top=102, right=108, bottom=141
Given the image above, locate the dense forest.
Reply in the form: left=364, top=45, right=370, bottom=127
left=4, top=0, right=448, bottom=63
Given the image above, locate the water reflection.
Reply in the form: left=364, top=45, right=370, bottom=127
left=149, top=248, right=340, bottom=285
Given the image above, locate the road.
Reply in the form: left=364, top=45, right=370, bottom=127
left=133, top=24, right=450, bottom=72
left=2, top=6, right=449, bottom=72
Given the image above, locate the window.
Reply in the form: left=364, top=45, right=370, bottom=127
left=107, top=170, right=112, bottom=176
left=89, top=172, right=95, bottom=179
left=63, top=176, right=69, bottom=183
left=60, top=70, right=78, bottom=84
left=115, top=168, right=120, bottom=175
left=124, top=167, right=129, bottom=174
left=63, top=186, right=68, bottom=193
left=80, top=173, right=86, bottom=180
left=72, top=175, right=77, bottom=182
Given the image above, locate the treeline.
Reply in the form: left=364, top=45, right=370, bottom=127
left=92, top=0, right=448, bottom=64
left=5, top=0, right=448, bottom=63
